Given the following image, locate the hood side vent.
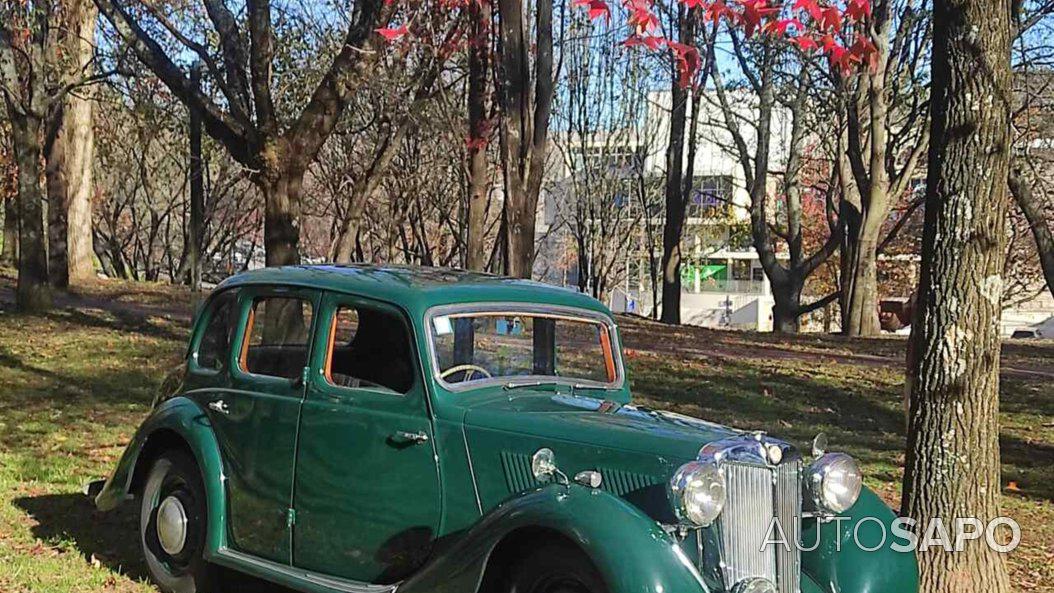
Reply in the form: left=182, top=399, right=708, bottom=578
left=500, top=451, right=540, bottom=493
left=600, top=468, right=660, bottom=497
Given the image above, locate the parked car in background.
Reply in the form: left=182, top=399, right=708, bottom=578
left=90, top=265, right=918, bottom=593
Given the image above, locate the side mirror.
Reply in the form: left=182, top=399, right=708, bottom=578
left=812, top=433, right=828, bottom=458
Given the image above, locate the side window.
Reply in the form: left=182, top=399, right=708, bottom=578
left=197, top=291, right=237, bottom=371
left=324, top=304, right=413, bottom=394
left=241, top=296, right=314, bottom=379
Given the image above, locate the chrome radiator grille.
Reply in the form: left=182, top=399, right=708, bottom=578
left=716, top=461, right=801, bottom=593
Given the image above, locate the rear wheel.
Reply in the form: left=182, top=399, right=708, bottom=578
left=139, top=451, right=216, bottom=593
left=492, top=541, right=607, bottom=593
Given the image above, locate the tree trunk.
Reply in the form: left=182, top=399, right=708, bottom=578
left=188, top=64, right=204, bottom=291
left=258, top=171, right=303, bottom=268
left=65, top=1, right=98, bottom=283
left=843, top=231, right=881, bottom=336
left=772, top=280, right=802, bottom=333
left=901, top=0, right=1012, bottom=588
left=1008, top=162, right=1054, bottom=300
left=464, top=0, right=491, bottom=272
left=1, top=195, right=17, bottom=265
left=45, top=113, right=70, bottom=288
left=660, top=19, right=689, bottom=325
left=11, top=113, right=52, bottom=311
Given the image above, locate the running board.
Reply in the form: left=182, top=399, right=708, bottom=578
left=212, top=548, right=399, bottom=593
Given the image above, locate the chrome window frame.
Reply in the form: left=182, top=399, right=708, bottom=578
left=423, top=302, right=626, bottom=393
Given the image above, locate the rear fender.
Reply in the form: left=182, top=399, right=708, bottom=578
left=93, top=396, right=228, bottom=555
left=399, top=484, right=709, bottom=593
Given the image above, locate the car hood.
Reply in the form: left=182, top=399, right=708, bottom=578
left=462, top=390, right=740, bottom=461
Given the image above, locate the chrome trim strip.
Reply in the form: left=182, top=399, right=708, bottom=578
left=213, top=548, right=398, bottom=593
left=461, top=422, right=484, bottom=514
left=422, top=302, right=626, bottom=394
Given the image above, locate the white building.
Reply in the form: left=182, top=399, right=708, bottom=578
left=537, top=90, right=793, bottom=331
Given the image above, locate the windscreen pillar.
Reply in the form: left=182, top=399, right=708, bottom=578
left=533, top=318, right=556, bottom=375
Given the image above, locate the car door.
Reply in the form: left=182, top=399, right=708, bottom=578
left=293, top=291, right=441, bottom=584
left=203, top=285, right=320, bottom=564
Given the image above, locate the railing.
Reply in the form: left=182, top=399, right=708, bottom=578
left=686, top=279, right=766, bottom=295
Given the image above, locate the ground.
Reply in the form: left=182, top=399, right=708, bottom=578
left=0, top=273, right=1051, bottom=592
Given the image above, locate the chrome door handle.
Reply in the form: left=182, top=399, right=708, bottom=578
left=390, top=430, right=429, bottom=445
left=208, top=400, right=229, bottom=415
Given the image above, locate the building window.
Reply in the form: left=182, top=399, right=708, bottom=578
left=688, top=175, right=734, bottom=218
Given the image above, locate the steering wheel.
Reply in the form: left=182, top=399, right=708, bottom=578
left=440, top=364, right=493, bottom=382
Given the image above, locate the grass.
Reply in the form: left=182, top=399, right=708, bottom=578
left=0, top=275, right=1051, bottom=591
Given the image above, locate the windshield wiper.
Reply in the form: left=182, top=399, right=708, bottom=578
left=502, top=380, right=563, bottom=391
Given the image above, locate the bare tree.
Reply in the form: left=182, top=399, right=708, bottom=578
left=94, top=0, right=395, bottom=268
left=496, top=0, right=555, bottom=278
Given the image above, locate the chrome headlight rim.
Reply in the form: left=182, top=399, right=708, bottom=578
left=668, top=459, right=726, bottom=527
left=804, top=452, right=862, bottom=514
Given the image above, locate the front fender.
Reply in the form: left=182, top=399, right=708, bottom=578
left=93, top=396, right=228, bottom=555
left=801, top=487, right=920, bottom=593
left=400, top=484, right=708, bottom=593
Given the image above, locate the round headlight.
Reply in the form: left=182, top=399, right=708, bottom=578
left=669, top=461, right=726, bottom=527
left=804, top=453, right=862, bottom=514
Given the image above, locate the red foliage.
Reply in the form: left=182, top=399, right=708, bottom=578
left=375, top=24, right=410, bottom=41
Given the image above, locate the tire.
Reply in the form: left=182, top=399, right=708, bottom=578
left=139, top=451, right=217, bottom=593
left=495, top=541, right=608, bottom=593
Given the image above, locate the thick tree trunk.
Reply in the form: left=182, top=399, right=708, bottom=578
left=45, top=114, right=70, bottom=288
left=1008, top=163, right=1054, bottom=300
left=843, top=231, right=881, bottom=336
left=464, top=0, right=491, bottom=272
left=65, top=1, right=98, bottom=283
left=258, top=171, right=304, bottom=268
left=1, top=195, right=17, bottom=265
left=11, top=113, right=52, bottom=311
left=772, top=281, right=803, bottom=333
left=901, top=0, right=1013, bottom=588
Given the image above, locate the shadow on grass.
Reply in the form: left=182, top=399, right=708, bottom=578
left=14, top=493, right=295, bottom=593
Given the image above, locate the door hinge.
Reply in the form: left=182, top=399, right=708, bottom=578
left=287, top=508, right=296, bottom=528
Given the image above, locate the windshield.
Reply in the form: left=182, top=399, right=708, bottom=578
left=429, top=309, right=619, bottom=388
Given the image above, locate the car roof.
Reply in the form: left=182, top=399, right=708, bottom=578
left=215, top=264, right=613, bottom=319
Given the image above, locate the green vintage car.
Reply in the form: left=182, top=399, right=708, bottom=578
left=91, top=265, right=918, bottom=593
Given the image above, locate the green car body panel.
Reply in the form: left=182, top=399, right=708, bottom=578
left=94, top=264, right=919, bottom=593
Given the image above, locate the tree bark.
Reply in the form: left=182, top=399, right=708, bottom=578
left=10, top=112, right=52, bottom=311
left=258, top=169, right=304, bottom=268
left=464, top=0, right=492, bottom=272
left=65, top=1, right=97, bottom=283
left=188, top=64, right=204, bottom=291
left=45, top=111, right=70, bottom=288
left=901, top=0, right=1013, bottom=588
left=496, top=0, right=553, bottom=279
left=1, top=194, right=16, bottom=265
left=659, top=7, right=692, bottom=325
left=1008, top=161, right=1054, bottom=299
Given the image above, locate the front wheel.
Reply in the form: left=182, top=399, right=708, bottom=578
left=496, top=541, right=608, bottom=593
left=139, top=451, right=216, bottom=593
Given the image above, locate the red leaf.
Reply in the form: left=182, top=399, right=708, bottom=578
left=792, top=0, right=823, bottom=22
left=625, top=0, right=661, bottom=32
left=681, top=0, right=707, bottom=8
left=574, top=0, right=612, bottom=21
left=375, top=24, right=409, bottom=41
left=765, top=17, right=802, bottom=35
left=668, top=40, right=702, bottom=87
left=739, top=0, right=779, bottom=37
left=819, top=6, right=842, bottom=32
left=623, top=33, right=666, bottom=50
left=849, top=32, right=878, bottom=70
left=704, top=0, right=736, bottom=22
left=845, top=0, right=872, bottom=21
left=791, top=33, right=818, bottom=51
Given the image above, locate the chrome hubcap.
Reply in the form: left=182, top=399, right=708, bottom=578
left=156, top=495, right=188, bottom=556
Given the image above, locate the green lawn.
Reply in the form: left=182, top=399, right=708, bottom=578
left=0, top=276, right=1050, bottom=592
